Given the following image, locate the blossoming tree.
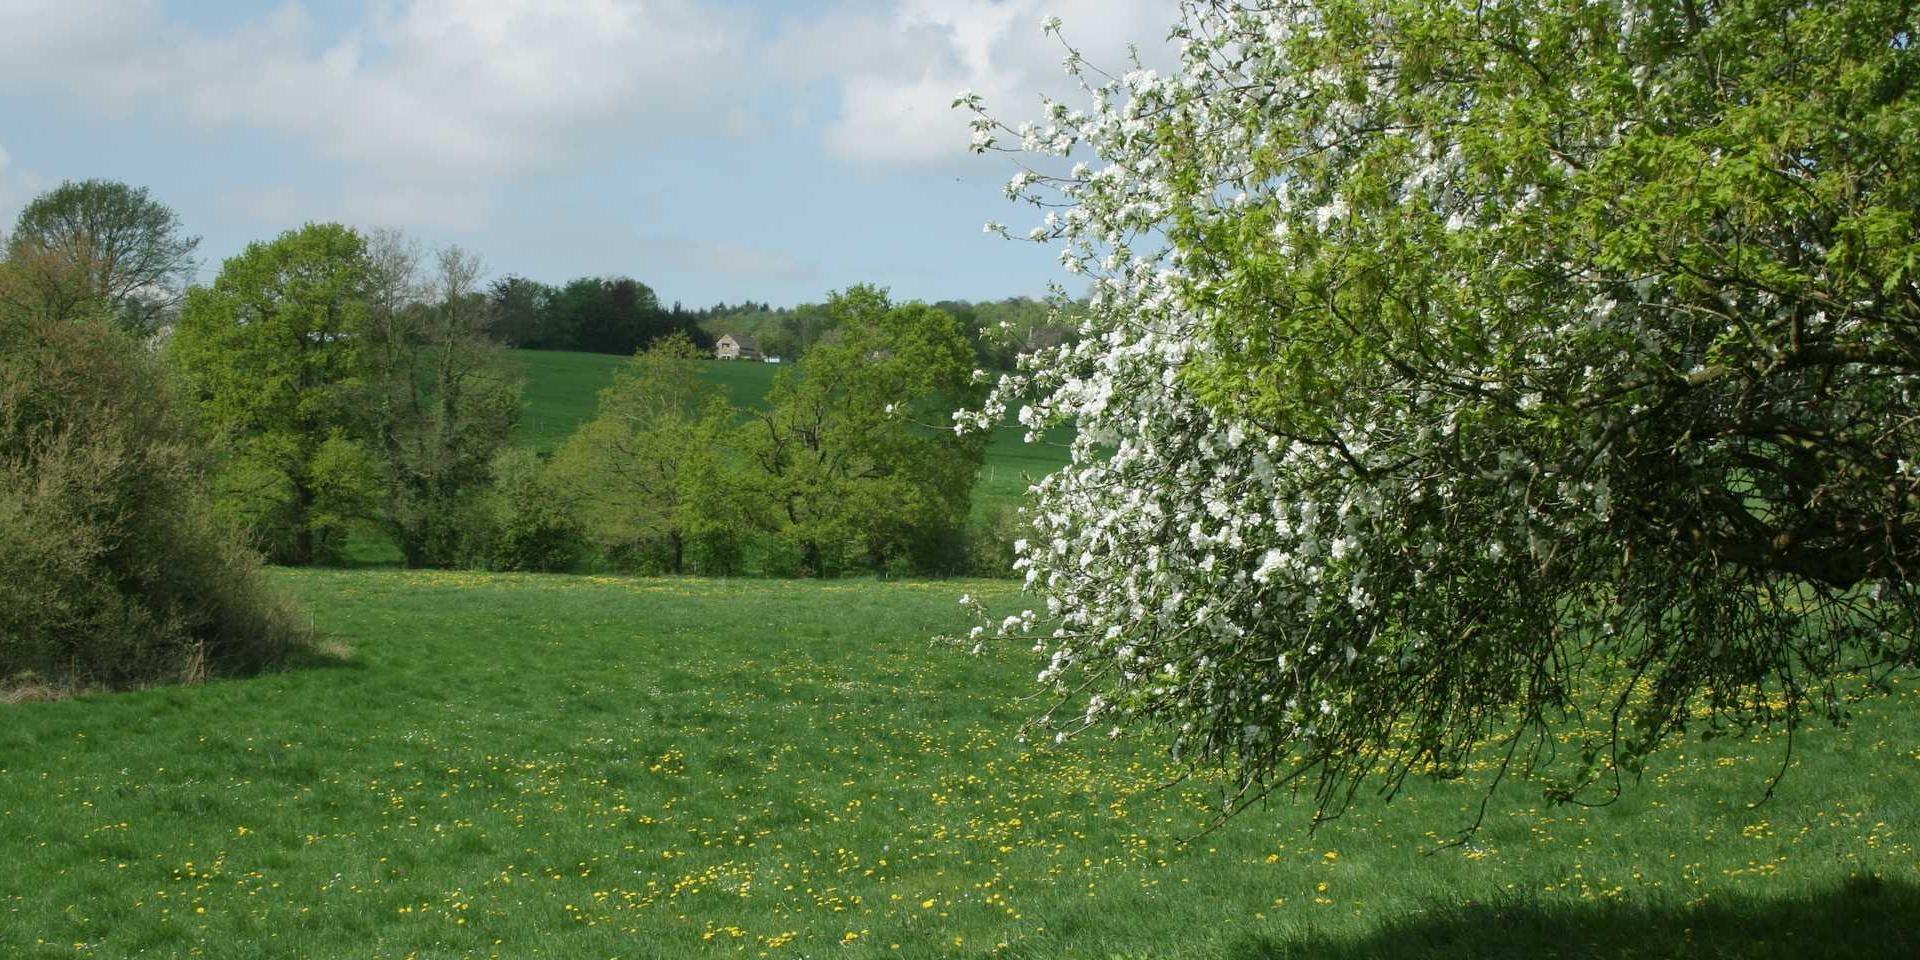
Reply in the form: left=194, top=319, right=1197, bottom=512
left=961, top=0, right=1919, bottom=827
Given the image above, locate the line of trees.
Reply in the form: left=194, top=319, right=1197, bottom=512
left=695, top=295, right=1078, bottom=369
left=6, top=178, right=1028, bottom=612
left=541, top=285, right=992, bottom=578
left=485, top=275, right=718, bottom=354
left=489, top=274, right=1081, bottom=373
left=0, top=178, right=1012, bottom=692
left=162, top=222, right=1003, bottom=577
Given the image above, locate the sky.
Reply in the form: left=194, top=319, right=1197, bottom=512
left=0, top=0, right=1181, bottom=308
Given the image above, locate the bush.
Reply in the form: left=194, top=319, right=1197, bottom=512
left=0, top=310, right=309, bottom=689
left=483, top=449, right=582, bottom=573
left=684, top=522, right=749, bottom=578
left=963, top=506, right=1026, bottom=579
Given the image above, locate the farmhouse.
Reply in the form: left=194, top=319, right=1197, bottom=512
left=714, top=333, right=762, bottom=361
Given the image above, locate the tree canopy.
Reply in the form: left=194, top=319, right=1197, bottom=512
left=748, top=285, right=988, bottom=576
left=964, top=0, right=1919, bottom=827
left=549, top=333, right=740, bottom=574
left=170, top=223, right=380, bottom=565
left=5, top=179, right=200, bottom=335
left=484, top=273, right=708, bottom=354
left=363, top=235, right=521, bottom=568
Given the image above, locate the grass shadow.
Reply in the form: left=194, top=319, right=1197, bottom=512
left=1232, top=873, right=1916, bottom=960
left=279, top=636, right=363, bottom=673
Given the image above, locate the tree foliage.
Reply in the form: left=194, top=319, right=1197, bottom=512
left=485, top=273, right=708, bottom=354
left=4, top=179, right=200, bottom=335
left=485, top=448, right=584, bottom=573
left=364, top=234, right=520, bottom=568
left=699, top=296, right=1079, bottom=370
left=170, top=223, right=378, bottom=565
left=935, top=297, right=1079, bottom=372
left=0, top=262, right=306, bottom=688
left=549, top=333, right=741, bottom=574
left=747, top=285, right=987, bottom=576
left=964, top=0, right=1920, bottom=827
left=486, top=275, right=553, bottom=348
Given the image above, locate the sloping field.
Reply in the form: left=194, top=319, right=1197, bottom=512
left=2, top=570, right=1915, bottom=958
left=512, top=351, right=780, bottom=454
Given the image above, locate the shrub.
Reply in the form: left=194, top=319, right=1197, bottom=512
left=0, top=309, right=309, bottom=690
left=963, top=506, right=1026, bottom=579
left=306, top=431, right=385, bottom=564
left=484, top=449, right=582, bottom=573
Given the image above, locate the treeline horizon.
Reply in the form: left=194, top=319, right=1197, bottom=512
left=482, top=271, right=1078, bottom=370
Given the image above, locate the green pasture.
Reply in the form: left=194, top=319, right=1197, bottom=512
left=511, top=351, right=780, bottom=454
left=2, top=570, right=1915, bottom=958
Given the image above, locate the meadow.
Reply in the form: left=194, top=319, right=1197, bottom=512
left=2, top=569, right=1915, bottom=959
left=510, top=349, right=1072, bottom=520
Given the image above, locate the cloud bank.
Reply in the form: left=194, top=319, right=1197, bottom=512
left=2, top=0, right=747, bottom=183
left=0, top=0, right=1182, bottom=299
left=776, top=0, right=1179, bottom=168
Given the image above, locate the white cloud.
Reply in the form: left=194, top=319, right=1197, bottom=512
left=0, top=0, right=1185, bottom=252
left=0, top=0, right=750, bottom=185
left=776, top=0, right=1182, bottom=169
left=0, top=0, right=1184, bottom=180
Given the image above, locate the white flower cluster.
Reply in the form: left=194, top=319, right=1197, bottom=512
left=953, top=0, right=1920, bottom=823
left=952, top=2, right=1643, bottom=798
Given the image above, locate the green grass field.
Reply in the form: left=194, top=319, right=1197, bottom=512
left=510, top=349, right=1070, bottom=519
left=3, top=569, right=1916, bottom=958
left=510, top=350, right=627, bottom=454
left=511, top=351, right=785, bottom=454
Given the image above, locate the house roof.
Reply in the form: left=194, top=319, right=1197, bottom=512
left=721, top=333, right=759, bottom=350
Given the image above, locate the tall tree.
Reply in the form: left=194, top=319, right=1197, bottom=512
left=549, top=333, right=735, bottom=573
left=486, top=275, right=553, bottom=347
left=746, top=285, right=986, bottom=576
left=363, top=237, right=521, bottom=568
left=964, top=0, right=1920, bottom=828
left=5, top=179, right=200, bottom=334
left=170, top=223, right=379, bottom=565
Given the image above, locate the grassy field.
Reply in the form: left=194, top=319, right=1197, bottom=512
left=510, top=348, right=1070, bottom=519
left=3, top=569, right=1916, bottom=958
left=512, top=351, right=784, bottom=454
left=510, top=350, right=627, bottom=454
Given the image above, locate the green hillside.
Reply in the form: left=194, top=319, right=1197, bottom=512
left=510, top=348, right=1069, bottom=519
left=511, top=350, right=630, bottom=453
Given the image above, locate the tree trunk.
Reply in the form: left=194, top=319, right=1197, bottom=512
left=291, top=479, right=316, bottom=566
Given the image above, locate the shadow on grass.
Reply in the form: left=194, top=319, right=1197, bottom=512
left=1233, top=873, right=1916, bottom=960
left=279, top=637, right=363, bottom=673
left=1, top=637, right=360, bottom=704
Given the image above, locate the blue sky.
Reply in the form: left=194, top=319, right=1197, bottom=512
left=0, top=0, right=1179, bottom=308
